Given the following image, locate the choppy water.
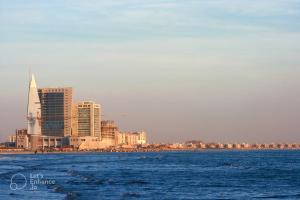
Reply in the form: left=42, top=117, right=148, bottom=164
left=0, top=150, right=300, bottom=200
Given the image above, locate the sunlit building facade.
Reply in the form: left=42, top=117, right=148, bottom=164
left=72, top=101, right=101, bottom=137
left=27, top=74, right=42, bottom=136
left=116, top=131, right=147, bottom=146
left=101, top=120, right=118, bottom=146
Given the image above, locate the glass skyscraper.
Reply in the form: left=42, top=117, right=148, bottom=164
left=38, top=88, right=72, bottom=137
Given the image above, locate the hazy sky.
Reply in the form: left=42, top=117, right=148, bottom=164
left=1, top=0, right=300, bottom=143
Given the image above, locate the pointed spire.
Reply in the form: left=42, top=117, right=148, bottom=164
left=30, top=74, right=37, bottom=88
left=27, top=73, right=41, bottom=136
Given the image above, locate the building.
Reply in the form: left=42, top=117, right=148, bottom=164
left=8, top=135, right=16, bottom=143
left=117, top=132, right=126, bottom=145
left=126, top=132, right=139, bottom=146
left=41, top=136, right=64, bottom=149
left=284, top=144, right=292, bottom=149
left=199, top=143, right=206, bottom=149
left=16, top=129, right=29, bottom=148
left=277, top=144, right=285, bottom=149
left=225, top=144, right=233, bottom=149
left=170, top=143, right=184, bottom=149
left=72, top=101, right=101, bottom=137
left=38, top=87, right=72, bottom=137
left=27, top=75, right=42, bottom=143
left=116, top=131, right=147, bottom=146
left=67, top=136, right=106, bottom=150
left=27, top=74, right=43, bottom=150
left=269, top=143, right=276, bottom=149
left=27, top=74, right=42, bottom=136
left=260, top=144, right=267, bottom=149
left=233, top=143, right=241, bottom=149
left=15, top=128, right=64, bottom=149
left=101, top=120, right=118, bottom=146
left=241, top=143, right=250, bottom=149
left=206, top=143, right=217, bottom=149
left=137, top=131, right=147, bottom=145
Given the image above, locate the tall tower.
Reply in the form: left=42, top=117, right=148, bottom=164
left=38, top=87, right=72, bottom=137
left=27, top=74, right=41, bottom=136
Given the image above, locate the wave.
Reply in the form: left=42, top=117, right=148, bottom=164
left=122, top=192, right=141, bottom=198
left=127, top=180, right=149, bottom=185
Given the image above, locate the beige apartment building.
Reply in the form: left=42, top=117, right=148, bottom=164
left=38, top=87, right=72, bottom=137
left=72, top=101, right=101, bottom=137
left=16, top=129, right=29, bottom=148
left=116, top=131, right=147, bottom=146
left=101, top=120, right=118, bottom=146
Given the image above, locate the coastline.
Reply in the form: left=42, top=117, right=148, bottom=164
left=1, top=147, right=300, bottom=155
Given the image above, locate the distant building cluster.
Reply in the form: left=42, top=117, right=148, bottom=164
left=3, top=74, right=147, bottom=151
left=167, top=141, right=300, bottom=150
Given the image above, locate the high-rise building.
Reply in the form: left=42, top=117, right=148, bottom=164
left=38, top=87, right=72, bottom=137
left=27, top=74, right=42, bottom=150
left=27, top=74, right=42, bottom=136
left=72, top=101, right=101, bottom=137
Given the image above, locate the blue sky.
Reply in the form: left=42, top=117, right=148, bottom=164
left=1, top=0, right=300, bottom=143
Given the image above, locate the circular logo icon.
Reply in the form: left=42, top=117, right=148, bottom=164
left=10, top=173, right=27, bottom=190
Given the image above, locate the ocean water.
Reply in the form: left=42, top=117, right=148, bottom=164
left=0, top=150, right=300, bottom=200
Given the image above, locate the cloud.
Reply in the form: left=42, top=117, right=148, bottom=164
left=1, top=0, right=300, bottom=43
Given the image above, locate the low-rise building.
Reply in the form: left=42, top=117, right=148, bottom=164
left=41, top=136, right=64, bottom=149
left=101, top=120, right=118, bottom=146
left=260, top=144, right=267, bottom=149
left=137, top=131, right=147, bottom=145
left=277, top=144, right=284, bottom=149
left=233, top=143, right=241, bottom=149
left=117, top=131, right=147, bottom=146
left=170, top=143, right=183, bottom=149
left=284, top=144, right=292, bottom=149
left=199, top=143, right=206, bottom=149
left=8, top=135, right=16, bottom=143
left=207, top=143, right=217, bottom=149
left=16, top=129, right=29, bottom=148
left=241, top=143, right=250, bottom=149
left=291, top=144, right=297, bottom=148
left=68, top=136, right=105, bottom=150
left=16, top=128, right=65, bottom=149
left=269, top=143, right=276, bottom=149
left=252, top=144, right=260, bottom=149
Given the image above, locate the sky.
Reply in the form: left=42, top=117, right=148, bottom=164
left=0, top=0, right=300, bottom=143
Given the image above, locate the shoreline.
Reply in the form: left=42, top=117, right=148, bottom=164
left=1, top=148, right=300, bottom=155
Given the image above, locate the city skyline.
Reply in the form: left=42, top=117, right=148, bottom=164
left=1, top=1, right=300, bottom=143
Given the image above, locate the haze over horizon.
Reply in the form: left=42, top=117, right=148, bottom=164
left=1, top=0, right=300, bottom=143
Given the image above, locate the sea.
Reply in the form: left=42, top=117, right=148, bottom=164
left=0, top=150, right=300, bottom=200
